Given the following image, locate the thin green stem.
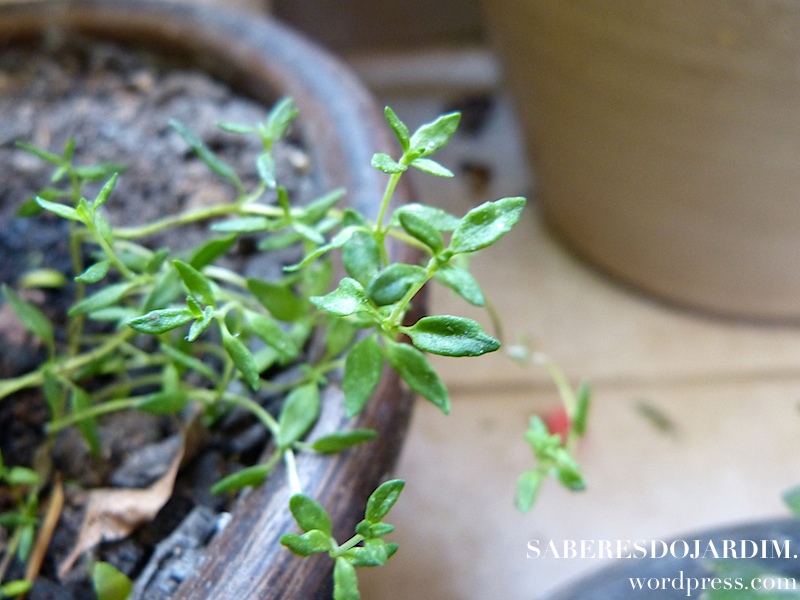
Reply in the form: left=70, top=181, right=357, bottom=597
left=333, top=534, right=365, bottom=557
left=374, top=166, right=406, bottom=266
left=89, top=222, right=135, bottom=280
left=385, top=256, right=437, bottom=328
left=217, top=391, right=280, bottom=437
left=0, top=329, right=136, bottom=402
left=46, top=396, right=139, bottom=434
left=113, top=202, right=243, bottom=239
left=284, top=449, right=302, bottom=496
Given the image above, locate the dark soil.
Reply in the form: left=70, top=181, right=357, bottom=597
left=0, top=35, right=317, bottom=599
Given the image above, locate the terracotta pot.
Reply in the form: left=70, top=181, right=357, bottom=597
left=0, top=1, right=416, bottom=597
left=547, top=518, right=800, bottom=599
left=482, top=0, right=800, bottom=321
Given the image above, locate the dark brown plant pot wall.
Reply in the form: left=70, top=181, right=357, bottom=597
left=482, top=0, right=800, bottom=321
left=0, top=1, right=416, bottom=598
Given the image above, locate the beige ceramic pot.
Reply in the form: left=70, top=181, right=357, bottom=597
left=482, top=0, right=800, bottom=321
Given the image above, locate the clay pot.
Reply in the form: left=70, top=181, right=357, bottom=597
left=482, top=0, right=800, bottom=321
left=0, top=1, right=415, bottom=597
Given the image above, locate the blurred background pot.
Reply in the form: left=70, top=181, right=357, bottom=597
left=482, top=0, right=800, bottom=321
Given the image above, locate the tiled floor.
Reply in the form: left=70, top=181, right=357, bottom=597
left=346, top=50, right=800, bottom=599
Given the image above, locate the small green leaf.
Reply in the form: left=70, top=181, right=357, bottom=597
left=75, top=260, right=111, bottom=284
left=289, top=493, right=332, bottom=535
left=187, top=306, right=215, bottom=342
left=292, top=222, right=325, bottom=245
left=285, top=226, right=357, bottom=272
left=173, top=260, right=215, bottom=307
left=311, top=429, right=378, bottom=454
left=71, top=386, right=101, bottom=457
left=277, top=383, right=320, bottom=448
left=16, top=197, right=44, bottom=217
left=333, top=557, right=360, bottom=600
left=386, top=341, right=449, bottom=414
left=0, top=580, right=33, bottom=598
left=247, top=278, right=305, bottom=322
left=342, top=230, right=381, bottom=286
left=398, top=211, right=444, bottom=254
left=216, top=121, right=257, bottom=134
left=6, top=466, right=40, bottom=487
left=93, top=173, right=119, bottom=211
left=222, top=328, right=260, bottom=391
left=385, top=106, right=410, bottom=151
left=15, top=140, right=62, bottom=164
left=343, top=336, right=384, bottom=417
left=93, top=212, right=115, bottom=247
left=449, top=196, right=526, bottom=254
left=170, top=119, right=243, bottom=193
left=19, top=268, right=67, bottom=289
left=210, top=216, right=273, bottom=234
left=76, top=198, right=92, bottom=223
left=2, top=285, right=54, bottom=349
left=371, top=153, right=407, bottom=174
left=411, top=157, right=453, bottom=178
left=365, top=479, right=405, bottom=524
left=299, top=189, right=345, bottom=225
left=17, top=524, right=35, bottom=561
left=135, top=390, right=189, bottom=415
left=190, top=235, right=237, bottom=269
left=145, top=248, right=170, bottom=274
left=92, top=561, right=132, bottom=600
left=68, top=282, right=132, bottom=317
left=405, top=315, right=499, bottom=357
left=368, top=522, right=395, bottom=538
left=248, top=313, right=299, bottom=361
left=516, top=469, right=544, bottom=512
left=311, top=277, right=372, bottom=316
left=211, top=463, right=272, bottom=495
left=265, top=97, right=299, bottom=141
left=144, top=270, right=182, bottom=312
left=160, top=344, right=217, bottom=381
left=572, top=382, right=591, bottom=436
left=408, top=112, right=460, bottom=158
left=256, top=152, right=276, bottom=188
left=281, top=530, right=332, bottom=557
left=365, top=264, right=427, bottom=307
left=433, top=263, right=485, bottom=306
left=73, top=163, right=127, bottom=182
left=323, top=323, right=352, bottom=363
left=128, top=307, right=194, bottom=335
left=391, top=203, right=460, bottom=231
left=35, top=197, right=80, bottom=221
left=555, top=451, right=586, bottom=491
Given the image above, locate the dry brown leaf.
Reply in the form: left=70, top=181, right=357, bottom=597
left=58, top=442, right=184, bottom=579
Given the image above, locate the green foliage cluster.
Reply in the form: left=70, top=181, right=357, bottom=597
left=0, top=100, right=587, bottom=598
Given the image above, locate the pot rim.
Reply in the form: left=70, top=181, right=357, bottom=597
left=0, top=1, right=416, bottom=598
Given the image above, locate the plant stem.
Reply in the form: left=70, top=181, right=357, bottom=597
left=284, top=448, right=301, bottom=496
left=333, top=534, right=365, bottom=557
left=217, top=391, right=280, bottom=437
left=113, top=202, right=244, bottom=239
left=374, top=167, right=406, bottom=266
left=46, top=396, right=139, bottom=434
left=385, top=255, right=437, bottom=328
left=0, top=329, right=136, bottom=402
